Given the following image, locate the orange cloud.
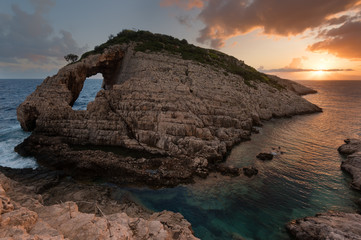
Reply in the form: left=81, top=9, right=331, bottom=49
left=160, top=0, right=204, bottom=10
left=286, top=57, right=308, bottom=69
left=195, top=0, right=359, bottom=48
left=308, top=21, right=361, bottom=59
left=260, top=57, right=353, bottom=73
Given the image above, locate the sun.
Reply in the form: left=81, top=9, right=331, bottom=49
left=315, top=69, right=325, bottom=75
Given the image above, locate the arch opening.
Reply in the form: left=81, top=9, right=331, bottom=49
left=72, top=76, right=103, bottom=111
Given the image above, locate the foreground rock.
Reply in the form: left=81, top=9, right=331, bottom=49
left=338, top=139, right=361, bottom=191
left=0, top=169, right=198, bottom=239
left=16, top=31, right=321, bottom=187
left=287, top=211, right=361, bottom=240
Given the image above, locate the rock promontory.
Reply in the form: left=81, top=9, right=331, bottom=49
left=16, top=30, right=321, bottom=187
left=286, top=211, right=361, bottom=240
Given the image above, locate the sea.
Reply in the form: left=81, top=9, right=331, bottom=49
left=1, top=79, right=361, bottom=240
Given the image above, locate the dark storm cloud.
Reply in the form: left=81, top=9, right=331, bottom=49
left=0, top=0, right=85, bottom=65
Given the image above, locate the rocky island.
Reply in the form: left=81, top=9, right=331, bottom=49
left=15, top=30, right=321, bottom=188
left=0, top=30, right=325, bottom=239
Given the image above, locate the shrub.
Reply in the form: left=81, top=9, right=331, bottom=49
left=79, top=30, right=284, bottom=89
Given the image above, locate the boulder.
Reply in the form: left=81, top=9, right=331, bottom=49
left=256, top=153, right=274, bottom=161
left=287, top=212, right=361, bottom=240
left=243, top=167, right=258, bottom=177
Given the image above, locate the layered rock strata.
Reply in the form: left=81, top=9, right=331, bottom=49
left=286, top=212, right=361, bottom=240
left=0, top=168, right=198, bottom=239
left=16, top=43, right=321, bottom=186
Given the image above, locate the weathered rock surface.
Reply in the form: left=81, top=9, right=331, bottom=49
left=16, top=41, right=321, bottom=186
left=338, top=139, right=361, bottom=191
left=286, top=211, right=361, bottom=240
left=0, top=170, right=198, bottom=239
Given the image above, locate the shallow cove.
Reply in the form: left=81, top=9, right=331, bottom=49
left=110, top=80, right=361, bottom=240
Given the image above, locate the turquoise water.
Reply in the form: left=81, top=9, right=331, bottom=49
left=1, top=79, right=361, bottom=239
left=113, top=81, right=361, bottom=239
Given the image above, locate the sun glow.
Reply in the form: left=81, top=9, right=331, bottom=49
left=315, top=69, right=325, bottom=75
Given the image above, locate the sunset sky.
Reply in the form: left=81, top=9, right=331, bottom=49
left=1, top=0, right=361, bottom=80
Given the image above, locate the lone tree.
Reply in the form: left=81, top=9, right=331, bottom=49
left=64, top=54, right=78, bottom=63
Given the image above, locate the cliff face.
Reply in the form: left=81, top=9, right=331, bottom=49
left=16, top=38, right=321, bottom=186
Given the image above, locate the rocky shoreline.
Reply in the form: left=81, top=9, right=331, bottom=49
left=338, top=139, right=361, bottom=193
left=0, top=166, right=198, bottom=239
left=287, top=139, right=361, bottom=239
left=287, top=211, right=361, bottom=240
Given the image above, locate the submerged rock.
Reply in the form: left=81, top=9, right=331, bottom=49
left=286, top=212, right=361, bottom=240
left=213, top=165, right=241, bottom=177
left=243, top=167, right=258, bottom=177
left=16, top=30, right=321, bottom=187
left=256, top=153, right=274, bottom=160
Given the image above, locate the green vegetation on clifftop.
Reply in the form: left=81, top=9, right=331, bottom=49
left=81, top=30, right=283, bottom=89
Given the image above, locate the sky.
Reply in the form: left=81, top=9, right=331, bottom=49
left=1, top=0, right=361, bottom=80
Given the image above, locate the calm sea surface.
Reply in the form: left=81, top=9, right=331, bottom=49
left=1, top=79, right=361, bottom=239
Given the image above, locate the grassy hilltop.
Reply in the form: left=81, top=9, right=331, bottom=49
left=81, top=29, right=282, bottom=89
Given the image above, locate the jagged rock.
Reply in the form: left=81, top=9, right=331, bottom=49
left=0, top=172, right=199, bottom=240
left=243, top=167, right=258, bottom=177
left=338, top=139, right=361, bottom=155
left=338, top=139, right=361, bottom=191
left=256, top=153, right=274, bottom=160
left=16, top=32, right=321, bottom=187
left=286, top=212, right=361, bottom=240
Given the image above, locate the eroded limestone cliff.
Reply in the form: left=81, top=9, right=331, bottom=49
left=16, top=32, right=321, bottom=187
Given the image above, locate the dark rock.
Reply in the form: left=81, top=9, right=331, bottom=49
left=15, top=135, right=194, bottom=188
left=251, top=127, right=260, bottom=134
left=337, top=139, right=361, bottom=191
left=338, top=138, right=361, bottom=155
left=243, top=167, right=258, bottom=177
left=214, top=165, right=241, bottom=177
left=256, top=153, right=274, bottom=160
left=286, top=211, right=361, bottom=240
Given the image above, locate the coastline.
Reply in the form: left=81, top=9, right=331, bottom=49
left=287, top=139, right=361, bottom=239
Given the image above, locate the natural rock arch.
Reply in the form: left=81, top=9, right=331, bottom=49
left=17, top=45, right=125, bottom=131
